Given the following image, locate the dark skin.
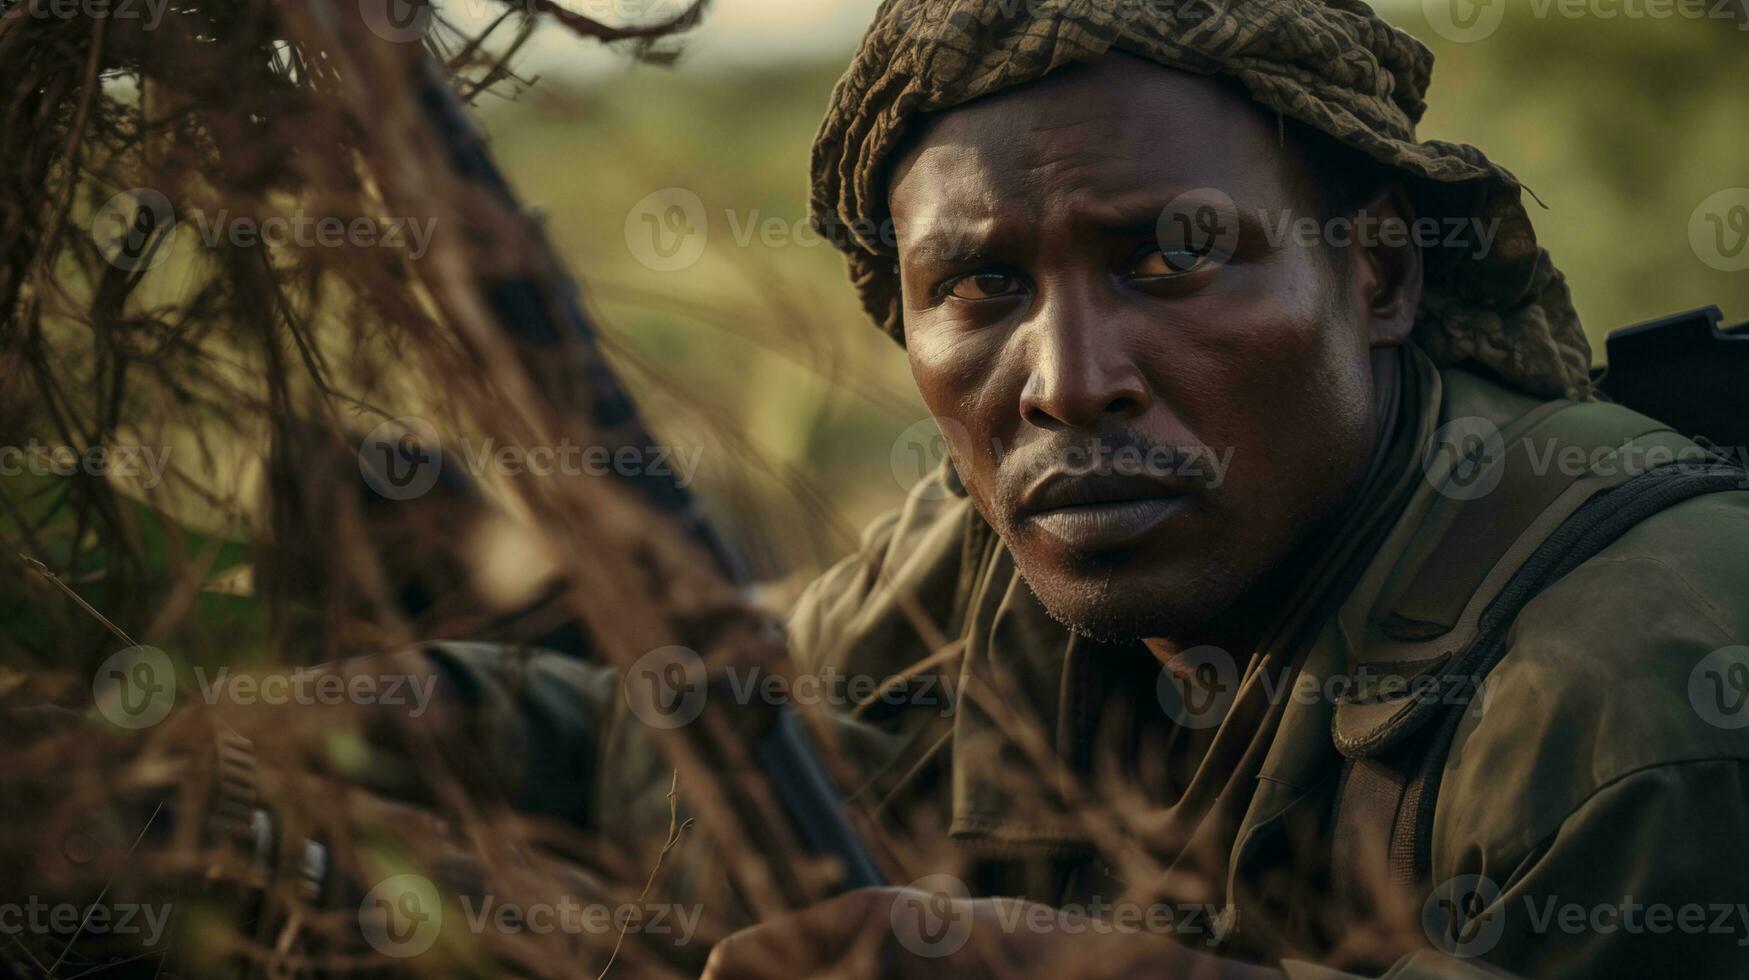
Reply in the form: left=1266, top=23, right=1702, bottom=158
left=705, top=54, right=1422, bottom=979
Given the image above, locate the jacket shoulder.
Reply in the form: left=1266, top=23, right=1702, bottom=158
left=786, top=465, right=981, bottom=680
left=1373, top=367, right=1749, bottom=866
left=1437, top=485, right=1749, bottom=862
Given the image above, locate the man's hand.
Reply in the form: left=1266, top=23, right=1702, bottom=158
left=700, top=886, right=1287, bottom=979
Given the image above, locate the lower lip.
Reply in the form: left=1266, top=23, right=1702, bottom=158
left=1025, top=498, right=1185, bottom=551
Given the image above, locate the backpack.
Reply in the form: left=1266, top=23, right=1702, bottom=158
left=1329, top=305, right=1749, bottom=899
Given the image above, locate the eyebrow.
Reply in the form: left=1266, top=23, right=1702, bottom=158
left=896, top=221, right=997, bottom=265
left=1081, top=195, right=1273, bottom=248
left=897, top=193, right=1275, bottom=265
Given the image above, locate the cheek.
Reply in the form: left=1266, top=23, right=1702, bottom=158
left=905, top=323, right=1022, bottom=515
left=905, top=318, right=1010, bottom=435
left=1237, top=267, right=1373, bottom=436
left=1189, top=261, right=1346, bottom=359
left=1148, top=271, right=1373, bottom=519
left=1156, top=262, right=1368, bottom=431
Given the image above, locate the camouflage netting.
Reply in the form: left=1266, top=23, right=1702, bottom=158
left=809, top=0, right=1595, bottom=400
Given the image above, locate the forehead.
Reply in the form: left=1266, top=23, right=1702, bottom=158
left=887, top=53, right=1305, bottom=226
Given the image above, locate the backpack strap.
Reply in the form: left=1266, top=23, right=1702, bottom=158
left=1331, top=457, right=1749, bottom=902
left=1328, top=393, right=1745, bottom=905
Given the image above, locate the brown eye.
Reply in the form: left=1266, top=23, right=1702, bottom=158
left=1133, top=247, right=1210, bottom=278
left=945, top=271, right=1021, bottom=301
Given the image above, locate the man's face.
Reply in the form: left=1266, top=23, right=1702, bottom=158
left=886, top=54, right=1402, bottom=643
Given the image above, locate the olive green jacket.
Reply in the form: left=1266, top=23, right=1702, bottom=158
left=441, top=348, right=1749, bottom=978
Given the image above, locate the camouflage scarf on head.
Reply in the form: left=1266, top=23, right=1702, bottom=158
left=809, top=0, right=1594, bottom=400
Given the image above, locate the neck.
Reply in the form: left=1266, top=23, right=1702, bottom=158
left=1144, top=345, right=1407, bottom=666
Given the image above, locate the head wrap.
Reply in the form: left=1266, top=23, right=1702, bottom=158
left=809, top=0, right=1593, bottom=400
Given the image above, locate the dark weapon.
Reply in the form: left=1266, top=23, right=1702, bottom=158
left=0, top=3, right=884, bottom=975
left=403, top=53, right=886, bottom=900
left=1595, top=305, right=1749, bottom=457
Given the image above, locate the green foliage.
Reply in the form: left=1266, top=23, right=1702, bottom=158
left=480, top=14, right=1747, bottom=582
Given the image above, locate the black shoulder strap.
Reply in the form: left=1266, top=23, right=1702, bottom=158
left=1331, top=460, right=1748, bottom=903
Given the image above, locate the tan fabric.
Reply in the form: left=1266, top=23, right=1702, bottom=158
left=808, top=0, right=1594, bottom=400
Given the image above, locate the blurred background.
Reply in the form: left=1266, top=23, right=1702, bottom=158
left=462, top=0, right=1749, bottom=594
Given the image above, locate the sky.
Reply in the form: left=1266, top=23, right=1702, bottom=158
left=451, top=0, right=888, bottom=75
left=455, top=0, right=1421, bottom=78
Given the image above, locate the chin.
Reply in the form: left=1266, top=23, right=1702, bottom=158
left=1010, top=546, right=1243, bottom=645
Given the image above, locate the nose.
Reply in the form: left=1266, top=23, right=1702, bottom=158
left=1018, top=291, right=1150, bottom=431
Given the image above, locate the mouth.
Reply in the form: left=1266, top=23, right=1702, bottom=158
left=1016, top=472, right=1193, bottom=551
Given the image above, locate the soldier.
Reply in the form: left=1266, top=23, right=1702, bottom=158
left=11, top=2, right=1747, bottom=978
left=676, top=1, right=1749, bottom=977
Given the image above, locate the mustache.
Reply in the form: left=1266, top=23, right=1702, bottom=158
left=990, top=429, right=1225, bottom=510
